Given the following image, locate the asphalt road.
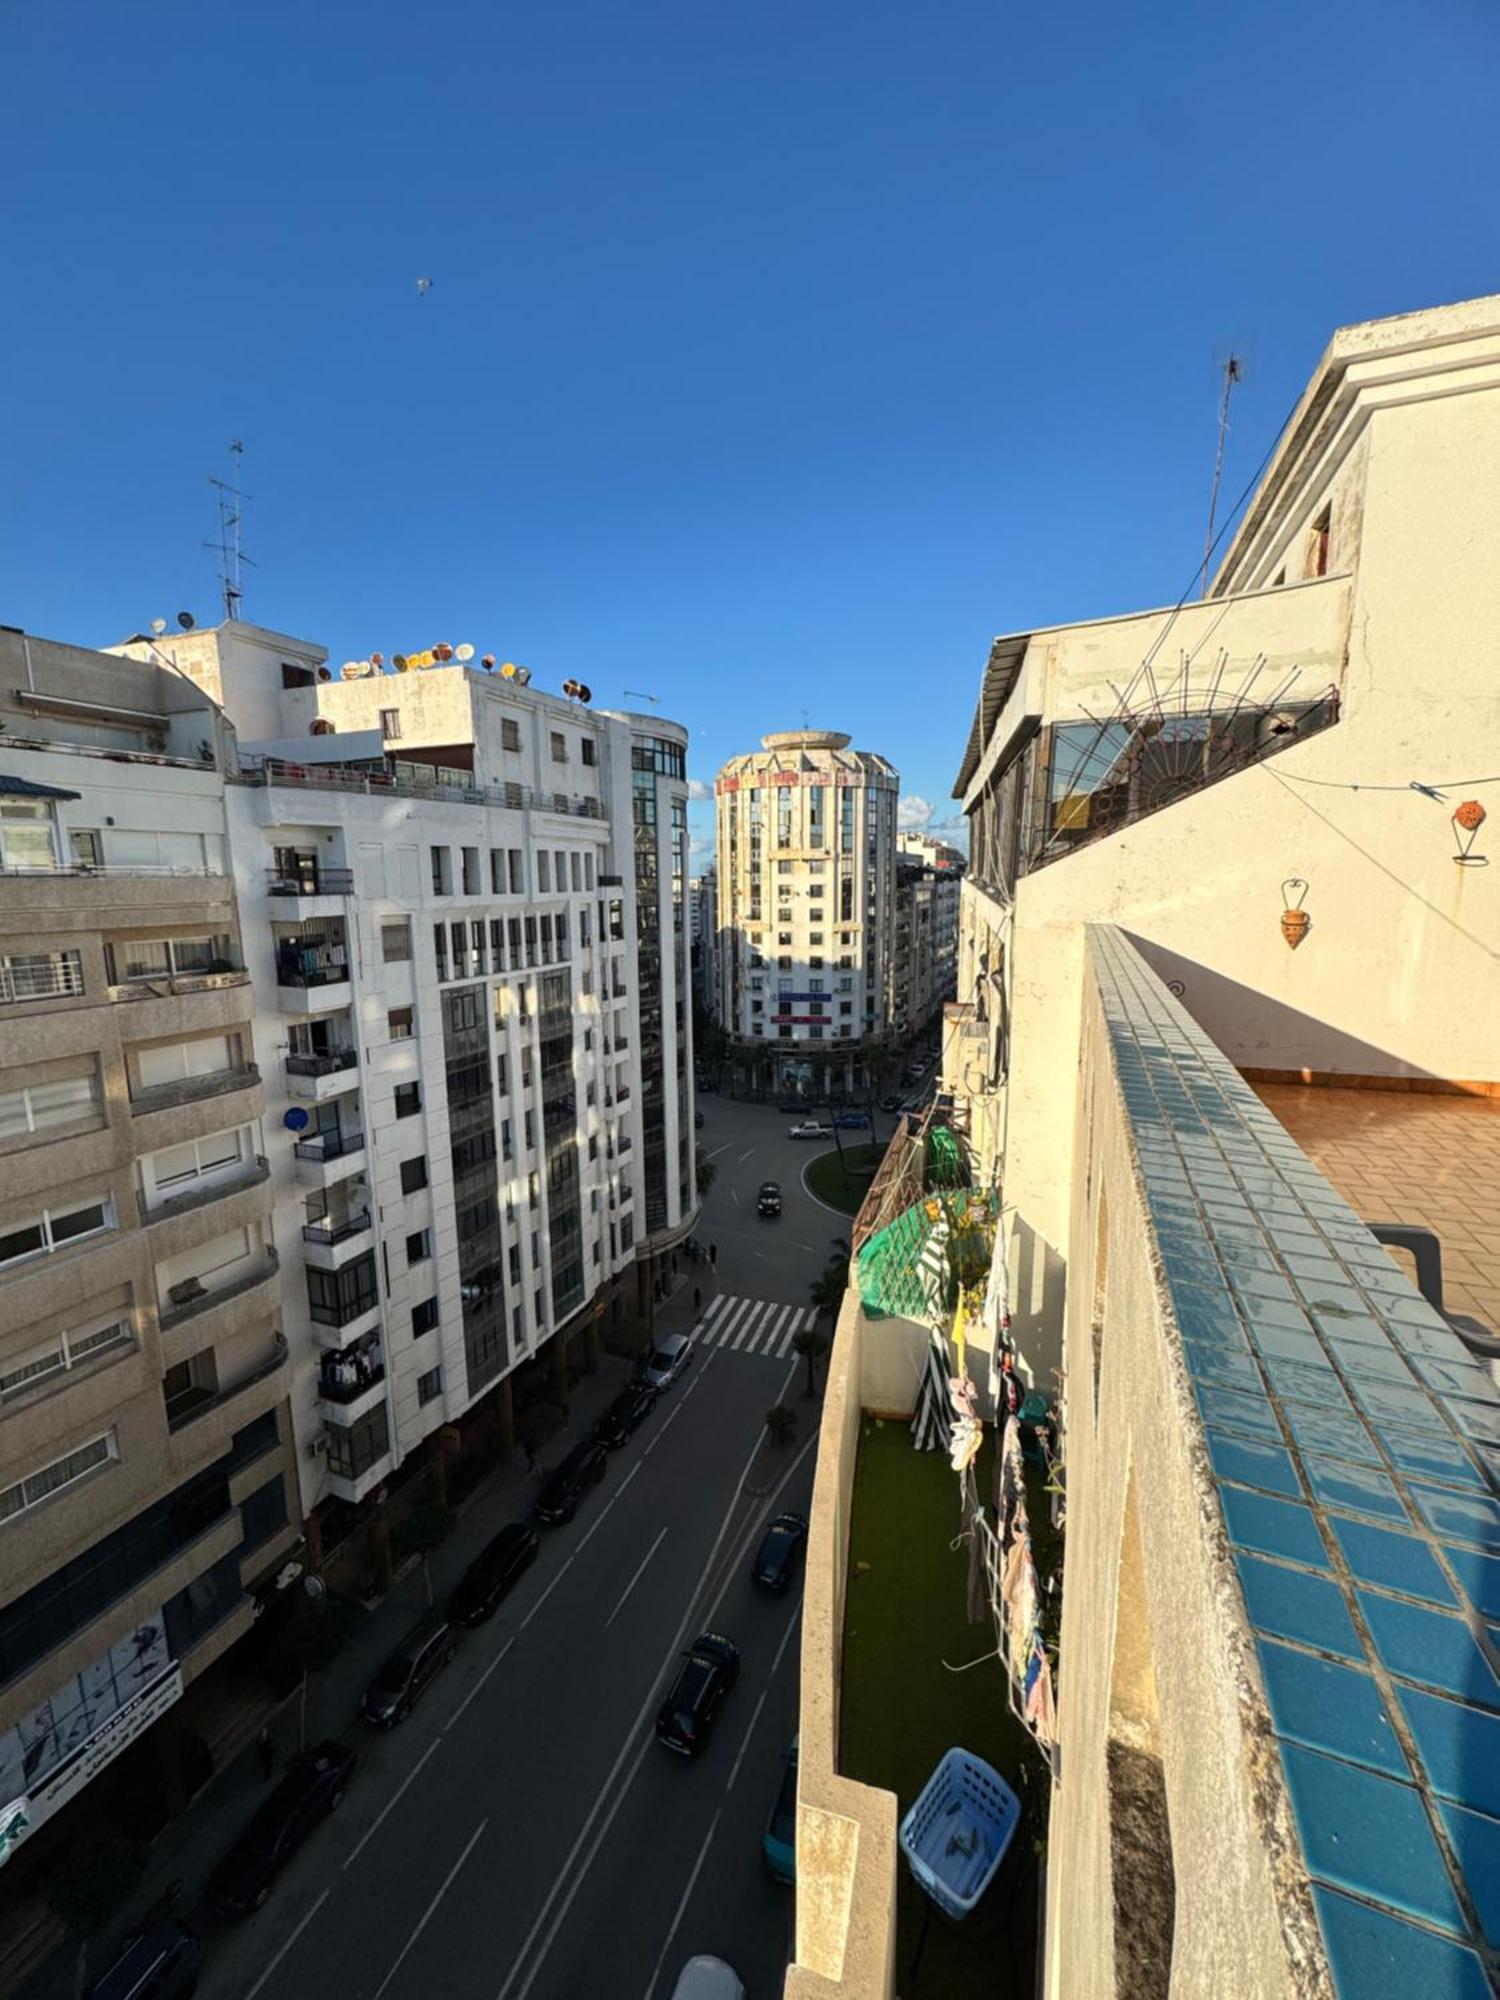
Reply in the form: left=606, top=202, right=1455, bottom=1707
left=197, top=1096, right=842, bottom=2000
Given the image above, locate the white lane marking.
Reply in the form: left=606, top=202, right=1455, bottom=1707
left=725, top=1690, right=767, bottom=1794
left=735, top=1300, right=774, bottom=1352
left=572, top=1459, right=641, bottom=1559
left=369, top=1817, right=489, bottom=2000
left=242, top=1888, right=330, bottom=2000
left=766, top=1303, right=796, bottom=1356
left=716, top=1296, right=756, bottom=1345
left=769, top=1600, right=803, bottom=1681
left=342, top=1739, right=441, bottom=1871
left=640, top=1805, right=725, bottom=2000
left=518, top=1554, right=576, bottom=1631
left=780, top=1306, right=815, bottom=1359
left=736, top=1147, right=756, bottom=1164
left=706, top=1140, right=735, bottom=1159
left=445, top=1636, right=516, bottom=1733
left=731, top=1188, right=741, bottom=1206
left=699, top=1293, right=729, bottom=1326
left=605, top=1525, right=669, bottom=1628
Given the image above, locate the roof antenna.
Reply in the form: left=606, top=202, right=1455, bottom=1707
left=1200, top=353, right=1244, bottom=598
left=205, top=440, right=256, bottom=623
left=623, top=688, right=660, bottom=707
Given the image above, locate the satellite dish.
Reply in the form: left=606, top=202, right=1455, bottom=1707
left=370, top=652, right=384, bottom=668
left=561, top=679, right=592, bottom=704
left=150, top=618, right=167, bottom=636
left=393, top=655, right=410, bottom=672
left=482, top=655, right=496, bottom=670
left=316, top=667, right=332, bottom=682
left=303, top=1574, right=326, bottom=1602
left=514, top=666, right=531, bottom=686
left=341, top=662, right=362, bottom=679
left=177, top=612, right=196, bottom=631
left=455, top=644, right=475, bottom=663
left=282, top=1107, right=311, bottom=1132
left=434, top=644, right=453, bottom=663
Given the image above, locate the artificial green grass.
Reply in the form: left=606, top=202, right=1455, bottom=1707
left=840, top=1419, right=1050, bottom=1998
left=803, top=1142, right=885, bottom=1216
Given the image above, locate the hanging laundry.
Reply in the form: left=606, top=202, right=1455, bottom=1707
left=1024, top=1641, right=1057, bottom=1747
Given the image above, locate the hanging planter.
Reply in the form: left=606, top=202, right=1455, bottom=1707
left=1279, top=878, right=1311, bottom=950
left=1453, top=800, right=1488, bottom=867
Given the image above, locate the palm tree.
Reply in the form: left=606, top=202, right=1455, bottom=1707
left=808, top=1256, right=850, bottom=1324
left=791, top=1325, right=829, bottom=1399
left=695, top=1146, right=717, bottom=1195
left=765, top=1402, right=798, bottom=1446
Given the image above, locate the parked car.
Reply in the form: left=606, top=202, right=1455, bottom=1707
left=656, top=1633, right=740, bottom=1756
left=777, top=1097, right=805, bottom=1113
left=361, top=1618, right=457, bottom=1726
left=596, top=1382, right=657, bottom=1448
left=879, top=1094, right=902, bottom=1113
left=641, top=1332, right=694, bottom=1390
left=833, top=1111, right=870, bottom=1129
left=449, top=1523, right=540, bottom=1626
left=88, top=1915, right=202, bottom=1999
left=757, top=1180, right=782, bottom=1218
left=209, top=1742, right=354, bottom=1914
left=694, top=1109, right=705, bottom=1128
left=534, top=1437, right=609, bottom=1524
left=789, top=1121, right=830, bottom=1140
left=670, top=1960, right=746, bottom=2000
left=763, top=1738, right=799, bottom=1884
left=751, top=1511, right=808, bottom=1592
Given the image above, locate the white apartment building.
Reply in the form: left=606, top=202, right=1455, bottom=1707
left=689, top=867, right=717, bottom=1016
left=713, top=730, right=900, bottom=1099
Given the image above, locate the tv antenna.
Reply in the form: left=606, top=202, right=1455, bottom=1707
left=623, top=688, right=660, bottom=707
left=1200, top=353, right=1245, bottom=598
left=205, top=440, right=256, bottom=622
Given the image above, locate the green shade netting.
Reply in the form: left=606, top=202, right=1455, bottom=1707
left=856, top=1187, right=998, bottom=1321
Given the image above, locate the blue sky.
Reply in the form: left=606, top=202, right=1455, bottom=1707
left=4, top=0, right=1497, bottom=863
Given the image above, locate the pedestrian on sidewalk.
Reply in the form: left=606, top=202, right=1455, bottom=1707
left=257, top=1724, right=275, bottom=1782
left=523, top=1440, right=537, bottom=1475
left=694, top=1287, right=703, bottom=1314
left=709, top=1243, right=718, bottom=1269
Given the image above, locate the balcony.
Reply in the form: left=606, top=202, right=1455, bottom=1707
left=294, top=1125, right=367, bottom=1189
left=108, top=966, right=249, bottom=1003
left=302, top=1207, right=373, bottom=1270
left=266, top=866, right=354, bottom=899
left=131, top=1064, right=261, bottom=1117
left=239, top=758, right=605, bottom=822
left=165, top=1332, right=289, bottom=1433
left=144, top=1154, right=271, bottom=1225
left=302, top=1209, right=372, bottom=1248
left=158, top=1248, right=280, bottom=1332
left=317, top=1333, right=386, bottom=1416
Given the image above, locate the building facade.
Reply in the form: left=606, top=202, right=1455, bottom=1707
left=0, top=631, right=298, bottom=1869
left=889, top=851, right=962, bottom=1041
left=689, top=866, right=717, bottom=1016
left=713, top=730, right=900, bottom=1099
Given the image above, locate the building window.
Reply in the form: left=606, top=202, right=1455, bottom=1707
left=379, top=708, right=402, bottom=741
left=431, top=847, right=452, bottom=895
left=0, top=1196, right=114, bottom=1268
left=0, top=1314, right=131, bottom=1400
left=381, top=921, right=412, bottom=962
left=537, top=852, right=550, bottom=893
left=324, top=1404, right=389, bottom=1480
left=0, top=1071, right=100, bottom=1144
left=306, top=1254, right=378, bottom=1326
left=0, top=1431, right=117, bottom=1523
left=388, top=1006, right=414, bottom=1040
left=406, top=1229, right=431, bottom=1264
left=412, top=1297, right=440, bottom=1336
left=581, top=740, right=596, bottom=767
left=417, top=1366, right=443, bottom=1406
left=239, top=1473, right=289, bottom=1554
left=502, top=719, right=522, bottom=752
left=400, top=1157, right=429, bottom=1195
left=551, top=732, right=567, bottom=763
left=394, top=1083, right=422, bottom=1119
left=1308, top=502, right=1332, bottom=578
left=0, top=949, right=84, bottom=1004
left=508, top=849, right=525, bottom=893
left=462, top=847, right=480, bottom=895
left=777, top=955, right=792, bottom=970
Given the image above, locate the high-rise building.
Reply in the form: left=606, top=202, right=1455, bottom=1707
left=688, top=866, right=716, bottom=1015
left=713, top=730, right=899, bottom=1099
left=0, top=629, right=298, bottom=1863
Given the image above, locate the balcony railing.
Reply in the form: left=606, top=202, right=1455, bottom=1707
left=309, top=1289, right=379, bottom=1329
left=276, top=963, right=349, bottom=990
left=145, top=1154, right=270, bottom=1223
left=166, top=1333, right=288, bottom=1432
left=238, top=758, right=605, bottom=822
left=131, top=1064, right=260, bottom=1115
left=318, top=1354, right=385, bottom=1404
left=285, top=1048, right=358, bottom=1078
left=159, top=1249, right=280, bottom=1331
left=108, top=967, right=249, bottom=1001
left=294, top=1128, right=365, bottom=1162
left=1, top=859, right=227, bottom=881
left=599, top=874, right=624, bottom=887
left=266, top=867, right=354, bottom=897
left=302, top=1211, right=372, bottom=1247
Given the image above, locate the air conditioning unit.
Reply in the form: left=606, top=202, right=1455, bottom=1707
left=305, top=1433, right=330, bottom=1458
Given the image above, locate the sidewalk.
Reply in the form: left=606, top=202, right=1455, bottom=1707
left=12, top=1348, right=641, bottom=2000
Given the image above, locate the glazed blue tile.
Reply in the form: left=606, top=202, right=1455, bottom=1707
left=1207, top=1430, right=1302, bottom=1499
left=1416, top=1354, right=1500, bottom=1401
left=1409, top=1484, right=1500, bottom=1554
left=1221, top=1486, right=1330, bottom=1567
left=1195, top=1382, right=1284, bottom=1442
left=1246, top=1293, right=1326, bottom=1332
left=1443, top=1544, right=1500, bottom=1625
left=1314, top=1309, right=1398, bottom=1349
left=1350, top=1374, right=1452, bottom=1433
left=1234, top=1554, right=1363, bottom=1659
left=1312, top=1886, right=1492, bottom=2000
left=1181, top=1343, right=1262, bottom=1391
left=1401, top=1319, right=1476, bottom=1363
left=1251, top=1321, right=1329, bottom=1366
left=1438, top=1802, right=1500, bottom=1947
left=1285, top=1250, right=1352, bottom=1284
left=1302, top=1455, right=1409, bottom=1525
left=1230, top=1267, right=1299, bottom=1306
left=1445, top=1396, right=1500, bottom=1449
left=1382, top=1429, right=1487, bottom=1492
left=1358, top=1591, right=1500, bottom=1710
left=1169, top=1283, right=1251, bottom=1349
left=1264, top=1357, right=1350, bottom=1410
left=1397, top=1685, right=1500, bottom=1816
left=1257, top=1639, right=1407, bottom=1776
left=1299, top=1283, right=1373, bottom=1321
left=1330, top=1337, right=1413, bottom=1383
left=1384, top=1291, right=1453, bottom=1329
left=1284, top=1404, right=1384, bottom=1467
left=1330, top=1518, right=1456, bottom=1606
left=1281, top=1744, right=1465, bottom=1933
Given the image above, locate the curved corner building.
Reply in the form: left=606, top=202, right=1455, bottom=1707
left=713, top=730, right=899, bottom=1099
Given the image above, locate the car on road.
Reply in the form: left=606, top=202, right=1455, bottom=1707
left=596, top=1381, right=657, bottom=1448
left=832, top=1110, right=870, bottom=1129
left=641, top=1331, right=694, bottom=1389
left=208, top=1741, right=354, bottom=1914
left=448, top=1523, right=540, bottom=1626
left=670, top=1959, right=746, bottom=1999
left=763, top=1738, right=800, bottom=1884
left=533, top=1438, right=609, bottom=1523
left=879, top=1094, right=902, bottom=1112
left=88, top=1914, right=202, bottom=1999
left=789, top=1121, right=831, bottom=1140
left=694, top=1109, right=705, bottom=1127
left=777, top=1097, right=805, bottom=1113
left=655, top=1632, right=740, bottom=1755
left=757, top=1180, right=782, bottom=1217
left=362, top=1618, right=458, bottom=1727
left=751, top=1511, right=808, bottom=1592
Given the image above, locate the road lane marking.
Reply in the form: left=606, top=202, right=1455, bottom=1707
left=370, top=1817, right=489, bottom=2000
left=706, top=1140, right=735, bottom=1159
left=518, top=1554, right=576, bottom=1631
left=725, top=1691, right=767, bottom=1794
left=445, top=1636, right=516, bottom=1733
left=731, top=1187, right=740, bottom=1205
left=640, top=1805, right=725, bottom=2000
left=768, top=1601, right=803, bottom=1681
left=736, top=1147, right=756, bottom=1164
left=342, top=1740, right=441, bottom=1871
left=572, top=1460, right=641, bottom=1558
left=605, top=1525, right=669, bottom=1628
left=242, top=1887, right=330, bottom=2000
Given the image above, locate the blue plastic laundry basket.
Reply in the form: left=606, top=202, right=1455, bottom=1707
left=898, top=1747, right=1021, bottom=1920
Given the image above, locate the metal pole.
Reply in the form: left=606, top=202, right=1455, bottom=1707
left=298, top=1670, right=308, bottom=1754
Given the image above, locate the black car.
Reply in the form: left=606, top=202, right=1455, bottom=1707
left=449, top=1523, right=540, bottom=1626
left=757, top=1181, right=782, bottom=1218
left=88, top=1915, right=201, bottom=1999
left=534, top=1438, right=608, bottom=1524
left=209, top=1742, right=354, bottom=1915
left=361, top=1617, right=456, bottom=1726
left=751, top=1512, right=808, bottom=1592
left=596, top=1383, right=657, bottom=1449
left=694, top=1109, right=705, bottom=1128
left=655, top=1633, right=740, bottom=1756
left=880, top=1094, right=902, bottom=1113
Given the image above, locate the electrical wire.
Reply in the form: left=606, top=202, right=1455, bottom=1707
left=1274, top=771, right=1500, bottom=797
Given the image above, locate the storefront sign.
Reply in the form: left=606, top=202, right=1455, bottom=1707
left=0, top=1665, right=183, bottom=1865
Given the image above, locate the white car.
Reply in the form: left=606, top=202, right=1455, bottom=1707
left=641, top=1332, right=694, bottom=1389
left=789, top=1121, right=830, bottom=1140
left=670, top=1959, right=745, bottom=2000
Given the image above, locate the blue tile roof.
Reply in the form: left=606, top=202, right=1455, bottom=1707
left=1091, top=929, right=1500, bottom=1996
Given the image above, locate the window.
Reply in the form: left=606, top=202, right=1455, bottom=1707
left=0, top=1315, right=131, bottom=1399
left=417, top=1366, right=443, bottom=1406
left=840, top=1001, right=852, bottom=1015
left=537, top=852, right=550, bottom=893
left=1308, top=502, right=1332, bottom=578
left=777, top=860, right=792, bottom=875
left=0, top=1196, right=113, bottom=1267
left=620, top=1216, right=634, bottom=1252
left=0, top=949, right=83, bottom=1004
left=400, top=1157, right=429, bottom=1195
left=380, top=708, right=402, bottom=741
left=810, top=956, right=824, bottom=969
left=394, top=1082, right=422, bottom=1119
left=406, top=1229, right=431, bottom=1265
left=551, top=732, right=567, bottom=763
left=585, top=854, right=595, bottom=891
left=0, top=1071, right=99, bottom=1143
left=324, top=1404, right=390, bottom=1481
left=0, top=799, right=60, bottom=872
left=777, top=907, right=792, bottom=924
left=502, top=719, right=522, bottom=753
left=777, top=956, right=792, bottom=970
left=751, top=999, right=763, bottom=1015
left=146, top=1127, right=248, bottom=1197
left=239, top=1473, right=289, bottom=1554
left=282, top=662, right=316, bottom=688
left=1, top=1432, right=117, bottom=1523
left=412, top=1297, right=440, bottom=1336
left=462, top=847, right=481, bottom=895
left=388, top=1006, right=414, bottom=1040
left=381, top=921, right=412, bottom=963
left=581, top=740, right=596, bottom=767
left=810, top=933, right=824, bottom=945
left=431, top=846, right=452, bottom=895
left=508, top=849, right=525, bottom=893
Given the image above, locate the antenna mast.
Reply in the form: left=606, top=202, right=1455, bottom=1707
left=205, top=440, right=256, bottom=622
left=1200, top=355, right=1244, bottom=598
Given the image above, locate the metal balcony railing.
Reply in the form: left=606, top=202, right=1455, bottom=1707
left=165, top=1334, right=288, bottom=1431
left=238, top=758, right=606, bottom=822
left=294, top=1128, right=365, bottom=1162
left=285, top=1048, right=358, bottom=1077
left=302, top=1211, right=372, bottom=1247
left=130, top=1064, right=261, bottom=1115
left=266, top=867, right=355, bottom=897
left=159, top=1249, right=280, bottom=1330
left=145, top=1155, right=270, bottom=1223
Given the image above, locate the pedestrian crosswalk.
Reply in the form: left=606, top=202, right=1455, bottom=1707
left=692, top=1293, right=820, bottom=1361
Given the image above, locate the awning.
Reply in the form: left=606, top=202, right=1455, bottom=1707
left=0, top=774, right=81, bottom=801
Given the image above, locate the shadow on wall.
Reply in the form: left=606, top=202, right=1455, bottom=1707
left=1008, top=1212, right=1068, bottom=1397
left=1122, top=933, right=1445, bottom=1082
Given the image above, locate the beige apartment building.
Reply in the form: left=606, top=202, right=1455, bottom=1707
left=787, top=294, right=1500, bottom=1998
left=0, top=631, right=298, bottom=1874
